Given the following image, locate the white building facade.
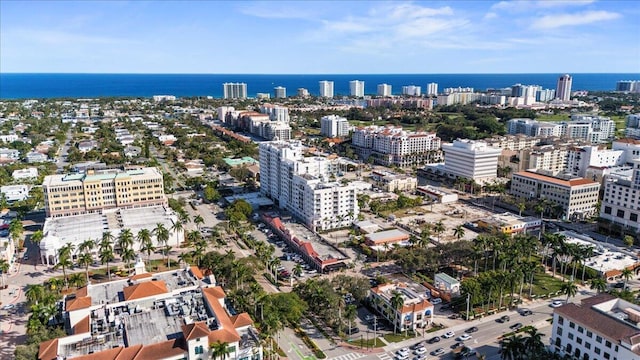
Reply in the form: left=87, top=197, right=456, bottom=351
left=320, top=115, right=350, bottom=138
left=349, top=80, right=365, bottom=97
left=222, top=83, right=247, bottom=99
left=351, top=126, right=442, bottom=167
left=441, top=139, right=502, bottom=184
left=377, top=84, right=392, bottom=97
left=319, top=81, right=334, bottom=98
left=600, top=159, right=640, bottom=233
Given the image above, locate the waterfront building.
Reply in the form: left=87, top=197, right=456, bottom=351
left=556, top=74, right=572, bottom=102
left=402, top=85, right=421, bottom=96
left=43, top=167, right=166, bottom=218
left=297, top=88, right=310, bottom=97
left=37, top=264, right=262, bottom=360
left=506, top=116, right=615, bottom=143
left=320, top=115, right=349, bottom=138
left=274, top=86, right=286, bottom=98
left=600, top=159, right=640, bottom=233
left=616, top=80, right=639, bottom=93
left=536, top=89, right=556, bottom=102
left=441, top=139, right=502, bottom=184
left=550, top=294, right=640, bottom=359
left=319, top=81, right=334, bottom=98
left=510, top=170, right=600, bottom=220
left=351, top=125, right=441, bottom=167
left=427, top=82, right=438, bottom=96
left=349, top=80, right=365, bottom=97
left=377, top=84, right=392, bottom=97
left=370, top=283, right=434, bottom=333
left=222, top=82, right=247, bottom=99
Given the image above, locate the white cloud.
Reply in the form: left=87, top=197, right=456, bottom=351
left=236, top=3, right=316, bottom=19
left=491, top=0, right=595, bottom=12
left=532, top=10, right=620, bottom=29
left=483, top=12, right=498, bottom=20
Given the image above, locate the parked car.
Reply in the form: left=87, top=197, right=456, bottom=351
left=431, top=298, right=443, bottom=305
left=509, top=322, right=523, bottom=331
left=498, top=315, right=510, bottom=323
left=410, top=342, right=424, bottom=350
left=348, top=327, right=360, bottom=334
left=550, top=300, right=564, bottom=308
left=413, top=355, right=427, bottom=360
left=427, top=336, right=441, bottom=344
left=414, top=347, right=427, bottom=355
left=450, top=342, right=464, bottom=349
left=2, top=304, right=15, bottom=310
left=448, top=313, right=460, bottom=319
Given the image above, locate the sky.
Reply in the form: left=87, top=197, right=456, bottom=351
left=1, top=0, right=639, bottom=74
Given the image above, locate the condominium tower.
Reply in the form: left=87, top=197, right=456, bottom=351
left=349, top=80, right=365, bottom=97
left=377, top=84, right=392, bottom=97
left=274, top=86, right=286, bottom=98
left=319, top=81, right=334, bottom=98
left=427, top=82, right=438, bottom=96
left=320, top=115, right=350, bottom=138
left=442, top=139, right=502, bottom=184
left=222, top=82, right=248, bottom=99
left=556, top=74, right=572, bottom=102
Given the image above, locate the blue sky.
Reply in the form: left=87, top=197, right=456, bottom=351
left=1, top=0, right=639, bottom=74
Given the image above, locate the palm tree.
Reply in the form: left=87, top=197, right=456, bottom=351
left=293, top=263, right=303, bottom=278
left=500, top=334, right=525, bottom=360
left=55, top=243, right=75, bottom=288
left=194, top=215, right=204, bottom=230
left=154, top=223, right=170, bottom=265
left=117, top=229, right=134, bottom=254
left=523, top=326, right=545, bottom=356
left=390, top=291, right=404, bottom=334
left=589, top=278, right=607, bottom=294
left=121, top=247, right=136, bottom=270
left=622, top=268, right=634, bottom=290
left=77, top=252, right=94, bottom=283
left=345, top=304, right=357, bottom=336
left=137, top=229, right=155, bottom=267
left=0, top=258, right=9, bottom=295
left=171, top=220, right=184, bottom=248
left=453, top=225, right=465, bottom=240
left=46, top=278, right=64, bottom=293
left=99, top=240, right=115, bottom=281
left=517, top=201, right=526, bottom=217
left=209, top=340, right=231, bottom=360
left=25, top=284, right=45, bottom=305
left=69, top=273, right=86, bottom=289
left=561, top=281, right=578, bottom=303
left=433, top=220, right=445, bottom=242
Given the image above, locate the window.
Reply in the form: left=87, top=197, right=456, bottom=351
left=595, top=347, right=601, bottom=355
left=604, top=353, right=610, bottom=360
left=605, top=340, right=612, bottom=348
left=577, top=338, right=582, bottom=345
left=578, top=326, right=584, bottom=333
left=604, top=206, right=612, bottom=214
left=585, top=342, right=591, bottom=349
left=596, top=336, right=603, bottom=343
left=586, top=331, right=592, bottom=337
left=568, top=333, right=574, bottom=340
left=570, top=322, right=575, bottom=329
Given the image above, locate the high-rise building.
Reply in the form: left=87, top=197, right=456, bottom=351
left=402, top=85, right=421, bottom=96
left=349, top=80, right=365, bottom=97
left=377, top=84, right=392, bottom=97
left=427, top=82, right=438, bottom=96
left=616, top=80, right=639, bottom=92
left=274, top=86, right=286, bottom=98
left=222, top=82, right=247, bottom=99
left=319, top=81, right=334, bottom=98
left=600, top=158, right=640, bottom=233
left=259, top=141, right=362, bottom=231
left=442, top=139, right=503, bottom=184
left=352, top=126, right=442, bottom=167
left=556, top=74, right=572, bottom=102
left=297, top=88, right=310, bottom=97
left=320, top=115, right=350, bottom=138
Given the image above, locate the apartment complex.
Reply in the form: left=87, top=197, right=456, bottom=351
left=550, top=294, right=640, bottom=360
left=600, top=159, right=640, bottom=233
left=370, top=283, right=434, bottom=333
left=507, top=115, right=615, bottom=143
left=43, top=167, right=166, bottom=218
left=319, top=80, right=334, bottom=98
left=510, top=170, right=600, bottom=220
left=38, top=264, right=262, bottom=360
left=320, top=115, right=350, bottom=138
left=259, top=141, right=363, bottom=231
left=402, top=85, right=421, bottom=96
left=351, top=125, right=442, bottom=167
left=222, top=82, right=248, bottom=99
left=377, top=84, right=392, bottom=97
left=273, top=86, right=286, bottom=98
left=224, top=110, right=292, bottom=141
left=626, top=114, right=640, bottom=138
left=427, top=82, right=438, bottom=96
left=260, top=103, right=290, bottom=123
left=441, top=139, right=502, bottom=184
left=349, top=80, right=365, bottom=97
left=556, top=74, right=572, bottom=102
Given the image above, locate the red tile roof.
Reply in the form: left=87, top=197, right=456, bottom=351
left=514, top=171, right=598, bottom=187
left=38, top=339, right=58, bottom=360
left=66, top=296, right=92, bottom=311
left=72, top=315, right=91, bottom=334
left=231, top=313, right=254, bottom=328
left=122, top=280, right=168, bottom=301
left=190, top=265, right=204, bottom=280
left=182, top=322, right=210, bottom=340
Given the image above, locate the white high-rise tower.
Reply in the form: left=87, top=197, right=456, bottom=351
left=556, top=74, right=572, bottom=102
left=377, top=84, right=392, bottom=97
left=349, top=80, right=365, bottom=97
left=319, top=81, right=334, bottom=98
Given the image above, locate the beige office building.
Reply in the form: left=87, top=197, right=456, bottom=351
left=43, top=167, right=166, bottom=218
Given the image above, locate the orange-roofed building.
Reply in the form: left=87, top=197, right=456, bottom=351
left=510, top=170, right=600, bottom=221
left=370, top=283, right=434, bottom=333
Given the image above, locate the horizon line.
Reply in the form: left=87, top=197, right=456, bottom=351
left=2, top=72, right=639, bottom=76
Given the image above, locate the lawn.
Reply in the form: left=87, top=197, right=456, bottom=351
left=379, top=206, right=428, bottom=219
left=383, top=331, right=418, bottom=343
left=348, top=337, right=386, bottom=348
left=530, top=271, right=565, bottom=298
left=534, top=113, right=572, bottom=122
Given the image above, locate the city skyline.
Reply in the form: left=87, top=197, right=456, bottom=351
left=1, top=0, right=639, bottom=74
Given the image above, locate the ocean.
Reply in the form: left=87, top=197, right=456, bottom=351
left=0, top=73, right=638, bottom=100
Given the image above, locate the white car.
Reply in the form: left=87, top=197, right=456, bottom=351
left=551, top=300, right=564, bottom=308
left=430, top=348, right=446, bottom=356
left=414, top=347, right=427, bottom=355
left=2, top=304, right=15, bottom=310
left=443, top=331, right=455, bottom=339
left=431, top=298, right=443, bottom=305
left=457, top=334, right=472, bottom=341
left=397, top=348, right=410, bottom=356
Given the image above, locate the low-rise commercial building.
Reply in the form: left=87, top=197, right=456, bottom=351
left=510, top=170, right=600, bottom=221
left=434, top=273, right=461, bottom=296
left=38, top=264, right=262, bottom=360
left=370, top=283, right=434, bottom=332
left=442, top=139, right=502, bottom=184
left=550, top=294, right=640, bottom=359
left=476, top=212, right=542, bottom=235
left=370, top=170, right=417, bottom=192
left=365, top=229, right=410, bottom=250
left=415, top=185, right=458, bottom=204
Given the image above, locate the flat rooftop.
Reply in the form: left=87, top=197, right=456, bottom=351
left=560, top=231, right=640, bottom=275
left=282, top=218, right=348, bottom=262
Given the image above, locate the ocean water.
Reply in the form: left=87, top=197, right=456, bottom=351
left=0, top=73, right=638, bottom=100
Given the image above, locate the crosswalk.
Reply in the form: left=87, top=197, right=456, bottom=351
left=377, top=352, right=393, bottom=360
left=328, top=352, right=367, bottom=360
